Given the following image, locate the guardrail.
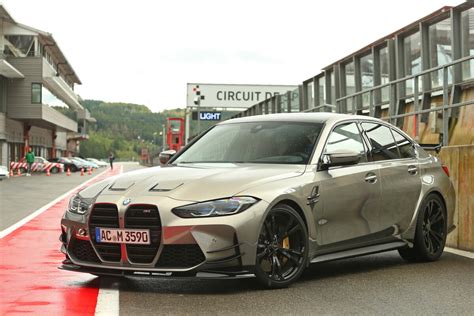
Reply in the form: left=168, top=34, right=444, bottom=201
left=332, top=55, right=474, bottom=145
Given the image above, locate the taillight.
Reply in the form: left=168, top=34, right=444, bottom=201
left=442, top=165, right=450, bottom=177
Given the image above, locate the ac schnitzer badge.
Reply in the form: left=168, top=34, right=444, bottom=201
left=123, top=198, right=132, bottom=206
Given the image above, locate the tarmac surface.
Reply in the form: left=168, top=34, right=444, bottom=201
left=1, top=162, right=473, bottom=315
left=118, top=251, right=474, bottom=315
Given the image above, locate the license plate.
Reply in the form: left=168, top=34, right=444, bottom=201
left=95, top=228, right=150, bottom=245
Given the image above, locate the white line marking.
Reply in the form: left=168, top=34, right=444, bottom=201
left=445, top=247, right=474, bottom=259
left=95, top=278, right=120, bottom=316
left=0, top=166, right=118, bottom=239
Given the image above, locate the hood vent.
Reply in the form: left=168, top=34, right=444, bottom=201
left=149, top=182, right=183, bottom=192
left=109, top=180, right=135, bottom=191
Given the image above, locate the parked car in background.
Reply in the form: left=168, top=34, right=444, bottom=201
left=86, top=158, right=108, bottom=168
left=0, top=165, right=9, bottom=180
left=60, top=113, right=455, bottom=288
left=33, top=157, right=64, bottom=173
left=49, top=157, right=82, bottom=172
left=72, top=157, right=98, bottom=169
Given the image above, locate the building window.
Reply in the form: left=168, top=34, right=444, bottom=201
left=461, top=8, right=474, bottom=80
left=429, top=17, right=453, bottom=88
left=379, top=45, right=390, bottom=103
left=32, top=83, right=42, bottom=104
left=344, top=61, right=355, bottom=111
left=403, top=31, right=421, bottom=95
left=318, top=76, right=325, bottom=106
left=360, top=52, right=374, bottom=106
left=330, top=71, right=336, bottom=108
left=306, top=81, right=314, bottom=108
left=4, top=35, right=36, bottom=57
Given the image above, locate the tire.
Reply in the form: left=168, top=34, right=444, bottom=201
left=254, top=204, right=309, bottom=288
left=71, top=165, right=78, bottom=172
left=50, top=167, right=59, bottom=174
left=398, top=194, right=447, bottom=262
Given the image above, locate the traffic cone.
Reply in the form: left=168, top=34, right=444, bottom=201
left=9, top=169, right=13, bottom=177
left=17, top=168, right=21, bottom=176
left=66, top=168, right=71, bottom=176
left=87, top=168, right=92, bottom=175
left=80, top=168, right=84, bottom=176
left=46, top=169, right=51, bottom=176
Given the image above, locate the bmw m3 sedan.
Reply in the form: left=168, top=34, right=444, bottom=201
left=60, top=113, right=455, bottom=288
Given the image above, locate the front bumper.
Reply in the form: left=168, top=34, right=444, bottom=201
left=60, top=196, right=269, bottom=277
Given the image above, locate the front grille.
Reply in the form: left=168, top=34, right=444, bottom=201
left=156, top=245, right=205, bottom=268
left=89, top=204, right=121, bottom=262
left=69, top=239, right=100, bottom=263
left=125, top=205, right=161, bottom=264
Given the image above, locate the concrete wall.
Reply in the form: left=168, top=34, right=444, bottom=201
left=29, top=126, right=52, bottom=147
left=441, top=145, right=474, bottom=251
left=5, top=117, right=23, bottom=142
left=6, top=57, right=42, bottom=111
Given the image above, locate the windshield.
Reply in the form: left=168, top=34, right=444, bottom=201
left=174, top=121, right=323, bottom=164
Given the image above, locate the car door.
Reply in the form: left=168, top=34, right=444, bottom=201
left=317, top=121, right=383, bottom=247
left=361, top=122, right=422, bottom=236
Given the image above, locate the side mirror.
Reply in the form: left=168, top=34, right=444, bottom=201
left=158, top=150, right=176, bottom=165
left=320, top=149, right=361, bottom=170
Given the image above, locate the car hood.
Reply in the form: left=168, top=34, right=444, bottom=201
left=82, top=163, right=306, bottom=202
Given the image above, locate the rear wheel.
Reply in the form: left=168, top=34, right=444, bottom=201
left=254, top=204, right=308, bottom=288
left=50, top=167, right=59, bottom=174
left=71, top=165, right=78, bottom=172
left=398, top=194, right=447, bottom=262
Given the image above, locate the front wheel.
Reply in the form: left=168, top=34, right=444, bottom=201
left=254, top=204, right=309, bottom=288
left=398, top=194, right=447, bottom=262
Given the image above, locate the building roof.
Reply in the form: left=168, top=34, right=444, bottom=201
left=15, top=22, right=82, bottom=85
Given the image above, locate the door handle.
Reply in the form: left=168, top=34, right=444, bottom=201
left=408, top=165, right=418, bottom=175
left=364, top=172, right=377, bottom=184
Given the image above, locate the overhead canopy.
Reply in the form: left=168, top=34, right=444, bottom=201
left=0, top=59, right=24, bottom=78
left=43, top=76, right=83, bottom=111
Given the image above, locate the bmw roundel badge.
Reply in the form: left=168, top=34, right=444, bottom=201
left=123, top=198, right=132, bottom=206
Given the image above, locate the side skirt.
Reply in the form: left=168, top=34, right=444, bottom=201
left=310, top=241, right=407, bottom=264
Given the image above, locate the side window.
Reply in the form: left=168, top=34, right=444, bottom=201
left=361, top=122, right=400, bottom=161
left=392, top=129, right=416, bottom=158
left=325, top=122, right=367, bottom=162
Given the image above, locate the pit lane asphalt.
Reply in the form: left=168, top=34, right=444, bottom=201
left=0, top=162, right=143, bottom=231
left=117, top=250, right=474, bottom=315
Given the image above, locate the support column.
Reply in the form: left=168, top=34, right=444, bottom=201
left=23, top=124, right=31, bottom=156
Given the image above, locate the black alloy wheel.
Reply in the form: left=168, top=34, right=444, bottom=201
left=399, top=194, right=447, bottom=262
left=254, top=204, right=308, bottom=288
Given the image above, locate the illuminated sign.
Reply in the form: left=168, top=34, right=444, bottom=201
left=192, top=111, right=222, bottom=121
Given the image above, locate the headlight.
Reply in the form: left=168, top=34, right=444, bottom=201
left=172, top=197, right=258, bottom=218
left=68, top=194, right=95, bottom=215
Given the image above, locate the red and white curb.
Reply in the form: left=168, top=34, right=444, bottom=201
left=0, top=165, right=123, bottom=315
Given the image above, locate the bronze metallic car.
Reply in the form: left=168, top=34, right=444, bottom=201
left=60, top=113, right=455, bottom=288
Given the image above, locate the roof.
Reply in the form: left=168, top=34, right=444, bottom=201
left=222, top=112, right=382, bottom=125
left=14, top=22, right=82, bottom=85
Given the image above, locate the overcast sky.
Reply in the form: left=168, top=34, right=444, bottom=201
left=2, top=0, right=464, bottom=112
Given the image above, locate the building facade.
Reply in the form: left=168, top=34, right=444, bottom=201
left=235, top=2, right=474, bottom=147
left=0, top=5, right=93, bottom=166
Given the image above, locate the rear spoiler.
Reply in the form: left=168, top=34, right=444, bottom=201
left=418, top=143, right=442, bottom=154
